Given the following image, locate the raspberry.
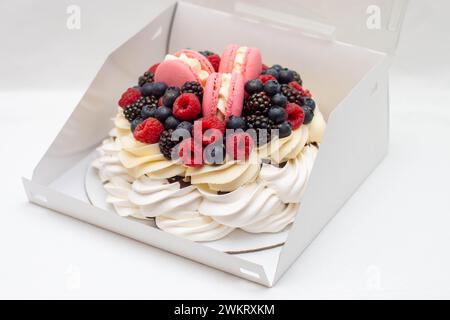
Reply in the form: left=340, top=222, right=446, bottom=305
left=288, top=81, right=303, bottom=92
left=173, top=93, right=201, bottom=121
left=118, top=88, right=141, bottom=108
left=148, top=63, right=160, bottom=73
left=133, top=118, right=164, bottom=144
left=178, top=138, right=203, bottom=168
left=206, top=54, right=221, bottom=72
left=226, top=132, right=254, bottom=161
left=302, top=89, right=312, bottom=98
left=285, top=103, right=305, bottom=130
left=258, top=74, right=277, bottom=84
left=194, top=116, right=225, bottom=145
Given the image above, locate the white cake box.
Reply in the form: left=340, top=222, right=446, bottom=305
left=22, top=0, right=408, bottom=287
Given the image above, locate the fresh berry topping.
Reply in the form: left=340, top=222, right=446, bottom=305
left=124, top=96, right=157, bottom=122
left=277, top=122, right=292, bottom=138
left=268, top=107, right=287, bottom=124
left=278, top=69, right=294, bottom=84
left=244, top=79, right=264, bottom=94
left=154, top=106, right=172, bottom=122
left=206, top=54, right=221, bottom=72
left=148, top=63, right=160, bottom=73
left=244, top=92, right=271, bottom=116
left=162, top=86, right=181, bottom=108
left=245, top=114, right=275, bottom=146
left=292, top=70, right=303, bottom=85
left=133, top=118, right=164, bottom=144
left=141, top=104, right=157, bottom=119
left=226, top=116, right=247, bottom=130
left=138, top=71, right=155, bottom=87
left=159, top=129, right=178, bottom=160
left=281, top=84, right=303, bottom=106
left=261, top=64, right=269, bottom=73
left=265, top=68, right=280, bottom=79
left=195, top=116, right=225, bottom=145
left=198, top=50, right=215, bottom=56
left=302, top=98, right=316, bottom=112
left=130, top=118, right=144, bottom=133
left=164, top=116, right=180, bottom=130
left=258, top=74, right=277, bottom=84
left=118, top=88, right=141, bottom=108
left=264, top=80, right=281, bottom=96
left=302, top=106, right=314, bottom=125
left=178, top=138, right=203, bottom=168
left=302, top=88, right=312, bottom=98
left=285, top=103, right=305, bottom=130
left=288, top=81, right=303, bottom=92
left=181, top=81, right=203, bottom=100
left=141, top=82, right=168, bottom=98
left=226, top=132, right=254, bottom=161
left=271, top=93, right=288, bottom=108
left=173, top=93, right=201, bottom=121
left=177, top=121, right=193, bottom=135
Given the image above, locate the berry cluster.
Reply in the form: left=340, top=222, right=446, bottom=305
left=116, top=53, right=315, bottom=168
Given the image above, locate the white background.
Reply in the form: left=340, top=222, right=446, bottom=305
left=1, top=0, right=450, bottom=299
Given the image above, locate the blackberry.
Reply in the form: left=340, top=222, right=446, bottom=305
left=244, top=92, right=271, bottom=116
left=281, top=84, right=303, bottom=106
left=159, top=129, right=179, bottom=160
left=292, top=70, right=303, bottom=85
left=181, top=81, right=203, bottom=100
left=245, top=114, right=276, bottom=146
left=138, top=71, right=155, bottom=87
left=124, top=96, right=158, bottom=122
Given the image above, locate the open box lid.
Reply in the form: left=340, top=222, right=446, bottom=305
left=187, top=0, right=408, bottom=54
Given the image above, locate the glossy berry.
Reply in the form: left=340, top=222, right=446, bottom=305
left=164, top=116, right=180, bottom=130
left=258, top=74, right=277, bottom=84
left=133, top=118, right=164, bottom=144
left=292, top=70, right=303, bottom=85
left=264, top=80, right=281, bottom=96
left=226, top=116, right=247, bottom=130
left=159, top=129, right=177, bottom=160
left=141, top=105, right=156, bottom=119
left=226, top=132, right=254, bottom=161
left=138, top=71, right=154, bottom=87
left=265, top=68, right=279, bottom=79
left=268, top=107, right=287, bottom=124
left=154, top=106, right=172, bottom=122
left=303, top=98, right=316, bottom=112
left=244, top=92, right=271, bottom=116
left=177, top=121, right=193, bottom=134
left=244, top=79, right=264, bottom=94
left=173, top=93, right=201, bottom=121
left=162, top=87, right=181, bottom=107
left=141, top=82, right=167, bottom=98
left=181, top=81, right=203, bottom=100
left=303, top=106, right=314, bottom=125
left=286, top=103, right=305, bottom=129
left=178, top=138, right=203, bottom=168
left=118, top=88, right=141, bottom=108
left=272, top=64, right=283, bottom=71
left=195, top=116, right=225, bottom=145
left=130, top=118, right=143, bottom=133
left=277, top=122, right=292, bottom=138
left=278, top=69, right=294, bottom=84
left=148, top=63, right=160, bottom=73
left=271, top=93, right=287, bottom=108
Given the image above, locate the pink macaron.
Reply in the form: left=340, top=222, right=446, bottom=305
left=219, top=44, right=262, bottom=82
left=202, top=72, right=245, bottom=120
left=155, top=49, right=215, bottom=88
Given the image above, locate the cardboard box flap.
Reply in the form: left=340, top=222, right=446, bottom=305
left=32, top=3, right=176, bottom=185
left=186, top=0, right=408, bottom=54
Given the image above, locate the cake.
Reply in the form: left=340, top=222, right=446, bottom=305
left=92, top=44, right=326, bottom=242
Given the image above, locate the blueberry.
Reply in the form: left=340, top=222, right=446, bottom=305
left=130, top=117, right=143, bottom=133
left=271, top=94, right=287, bottom=108
left=303, top=98, right=316, bottom=112
left=272, top=64, right=283, bottom=71
left=244, top=79, right=264, bottom=94
left=302, top=106, right=314, bottom=125
left=278, top=69, right=294, bottom=84
left=164, top=116, right=180, bottom=130
left=141, top=105, right=156, bottom=119
left=162, top=87, right=181, bottom=107
left=154, top=106, right=172, bottom=122
left=277, top=122, right=292, bottom=138
left=265, top=68, right=279, bottom=79
left=268, top=107, right=287, bottom=124
left=141, top=82, right=168, bottom=97
left=264, top=80, right=281, bottom=96
left=226, top=116, right=246, bottom=130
